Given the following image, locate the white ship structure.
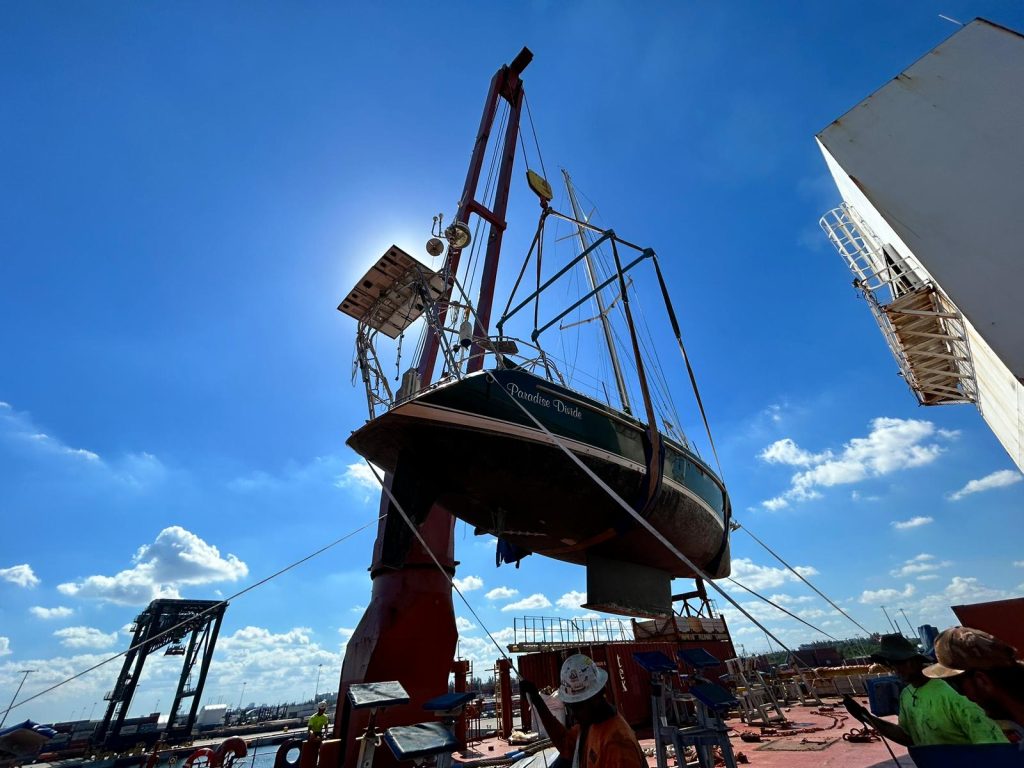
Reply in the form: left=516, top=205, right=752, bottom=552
left=817, top=18, right=1024, bottom=473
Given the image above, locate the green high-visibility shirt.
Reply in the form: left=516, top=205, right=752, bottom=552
left=307, top=712, right=329, bottom=734
left=898, top=679, right=1008, bottom=746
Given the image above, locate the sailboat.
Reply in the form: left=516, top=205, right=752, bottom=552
left=338, top=48, right=730, bottom=619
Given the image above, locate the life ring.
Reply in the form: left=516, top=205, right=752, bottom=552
left=214, top=738, right=247, bottom=768
left=273, top=739, right=304, bottom=768
left=184, top=748, right=217, bottom=768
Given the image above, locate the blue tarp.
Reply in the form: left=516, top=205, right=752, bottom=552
left=0, top=720, right=57, bottom=758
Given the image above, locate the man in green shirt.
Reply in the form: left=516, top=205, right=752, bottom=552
left=843, top=633, right=1007, bottom=747
left=307, top=701, right=329, bottom=740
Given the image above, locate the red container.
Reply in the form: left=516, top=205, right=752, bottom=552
left=515, top=635, right=737, bottom=729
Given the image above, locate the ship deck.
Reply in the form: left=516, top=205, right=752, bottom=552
left=454, top=701, right=908, bottom=768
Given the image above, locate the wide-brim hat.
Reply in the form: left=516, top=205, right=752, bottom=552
left=870, top=633, right=928, bottom=664
left=559, top=653, right=609, bottom=704
left=923, top=627, right=1018, bottom=679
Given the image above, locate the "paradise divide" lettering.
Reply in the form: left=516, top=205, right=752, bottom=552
left=506, top=382, right=582, bottom=420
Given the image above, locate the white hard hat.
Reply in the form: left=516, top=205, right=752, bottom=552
left=318, top=701, right=327, bottom=709
left=558, top=654, right=608, bottom=704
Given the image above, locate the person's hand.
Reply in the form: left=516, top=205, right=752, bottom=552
left=519, top=679, right=541, bottom=703
left=842, top=694, right=869, bottom=721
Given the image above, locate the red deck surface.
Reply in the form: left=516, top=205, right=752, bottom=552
left=455, top=704, right=909, bottom=768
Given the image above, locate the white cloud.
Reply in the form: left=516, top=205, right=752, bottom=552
left=948, top=469, right=1023, bottom=501
left=27, top=432, right=100, bottom=463
left=485, top=586, right=518, bottom=601
left=768, top=594, right=814, bottom=605
left=917, top=574, right=939, bottom=581
left=891, top=516, right=933, bottom=530
left=851, top=490, right=880, bottom=502
left=0, top=637, right=10, bottom=656
left=890, top=554, right=950, bottom=578
left=453, top=575, right=483, bottom=592
left=914, top=577, right=1015, bottom=626
left=54, top=626, right=118, bottom=649
left=759, top=438, right=832, bottom=467
left=212, top=626, right=342, bottom=703
left=334, top=462, right=381, bottom=491
left=1014, top=561, right=1024, bottom=568
left=760, top=418, right=951, bottom=507
left=1, top=402, right=168, bottom=487
left=502, top=593, right=552, bottom=612
left=556, top=591, right=586, bottom=610
left=0, top=564, right=40, bottom=588
left=455, top=617, right=476, bottom=632
left=58, top=526, right=248, bottom=605
left=730, top=558, right=818, bottom=590
left=761, top=496, right=789, bottom=511
left=30, top=606, right=74, bottom=619
left=858, top=584, right=916, bottom=604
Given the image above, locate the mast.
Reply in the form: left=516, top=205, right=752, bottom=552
left=563, top=169, right=633, bottom=414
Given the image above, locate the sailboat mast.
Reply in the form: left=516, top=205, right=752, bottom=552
left=563, top=169, right=633, bottom=415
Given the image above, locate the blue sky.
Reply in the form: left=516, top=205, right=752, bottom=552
left=2, top=1, right=1023, bottom=723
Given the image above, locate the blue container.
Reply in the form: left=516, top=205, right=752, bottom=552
left=865, top=675, right=903, bottom=717
left=918, top=625, right=940, bottom=656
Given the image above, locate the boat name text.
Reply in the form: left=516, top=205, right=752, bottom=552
left=505, top=382, right=582, bottom=420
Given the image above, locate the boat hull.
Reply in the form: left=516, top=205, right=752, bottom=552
left=347, top=368, right=730, bottom=579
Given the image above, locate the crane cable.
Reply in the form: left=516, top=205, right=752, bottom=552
left=4, top=514, right=387, bottom=714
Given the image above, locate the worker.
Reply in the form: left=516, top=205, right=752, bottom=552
left=843, top=633, right=1007, bottom=746
left=307, top=701, right=329, bottom=740
left=923, top=626, right=1024, bottom=740
left=520, top=653, right=645, bottom=768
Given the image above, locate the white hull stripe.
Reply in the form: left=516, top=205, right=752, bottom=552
left=395, top=400, right=724, bottom=531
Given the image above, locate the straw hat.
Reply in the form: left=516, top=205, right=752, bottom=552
left=923, top=627, right=1019, bottom=679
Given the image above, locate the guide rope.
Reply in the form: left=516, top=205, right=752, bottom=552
left=480, top=370, right=811, bottom=667
left=735, top=522, right=874, bottom=637
left=727, top=577, right=840, bottom=642
left=5, top=514, right=387, bottom=713
left=363, top=462, right=519, bottom=674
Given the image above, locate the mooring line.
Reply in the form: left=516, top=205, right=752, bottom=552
left=6, top=513, right=386, bottom=713
left=363, top=462, right=519, bottom=673
left=481, top=370, right=812, bottom=667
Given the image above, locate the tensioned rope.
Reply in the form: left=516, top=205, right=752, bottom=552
left=474, top=370, right=810, bottom=667
left=726, top=578, right=840, bottom=642
left=6, top=513, right=387, bottom=714
left=362, top=462, right=518, bottom=674
left=735, top=522, right=874, bottom=637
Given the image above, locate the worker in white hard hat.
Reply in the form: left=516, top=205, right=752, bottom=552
left=520, top=653, right=644, bottom=768
left=307, top=700, right=329, bottom=740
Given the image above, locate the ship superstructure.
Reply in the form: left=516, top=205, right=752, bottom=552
left=817, top=18, right=1024, bottom=473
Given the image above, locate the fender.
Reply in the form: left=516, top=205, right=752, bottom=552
left=183, top=748, right=217, bottom=768
left=214, top=737, right=247, bottom=768
left=273, top=739, right=304, bottom=768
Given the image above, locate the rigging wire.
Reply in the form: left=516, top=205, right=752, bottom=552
left=736, top=522, right=874, bottom=637
left=523, top=94, right=548, bottom=182
left=465, top=101, right=509, bottom=304
left=363, top=461, right=518, bottom=673
left=479, top=370, right=813, bottom=668
left=726, top=578, right=840, bottom=642
left=5, top=513, right=387, bottom=714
